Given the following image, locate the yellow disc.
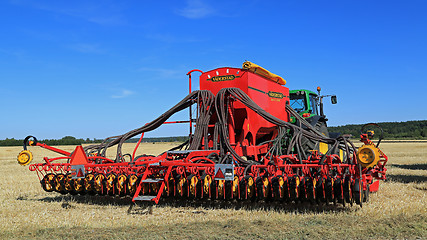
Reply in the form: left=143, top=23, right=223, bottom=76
left=357, top=145, right=380, bottom=168
left=217, top=180, right=225, bottom=198
left=247, top=177, right=255, bottom=198
left=73, top=178, right=84, bottom=192
left=94, top=174, right=105, bottom=192
left=203, top=175, right=212, bottom=196
left=127, top=175, right=138, bottom=194
left=232, top=176, right=239, bottom=198
left=116, top=174, right=127, bottom=191
left=84, top=173, right=94, bottom=191
left=17, top=150, right=33, bottom=166
left=177, top=177, right=186, bottom=196
left=189, top=175, right=198, bottom=197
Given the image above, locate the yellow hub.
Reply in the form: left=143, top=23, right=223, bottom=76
left=189, top=175, right=198, bottom=197
left=277, top=176, right=285, bottom=198
left=94, top=174, right=105, bottom=193
left=73, top=178, right=84, bottom=192
left=232, top=176, right=239, bottom=198
left=247, top=177, right=255, bottom=199
left=17, top=150, right=33, bottom=166
left=84, top=173, right=94, bottom=192
left=262, top=177, right=270, bottom=197
left=177, top=177, right=186, bottom=196
left=116, top=174, right=127, bottom=193
left=64, top=174, right=73, bottom=192
left=165, top=177, right=174, bottom=196
left=203, top=175, right=212, bottom=197
left=217, top=180, right=225, bottom=198
left=295, top=177, right=300, bottom=198
left=54, top=174, right=65, bottom=192
left=357, top=145, right=380, bottom=168
left=127, top=174, right=138, bottom=195
left=106, top=174, right=116, bottom=190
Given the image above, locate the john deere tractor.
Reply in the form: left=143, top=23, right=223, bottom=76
left=289, top=87, right=337, bottom=154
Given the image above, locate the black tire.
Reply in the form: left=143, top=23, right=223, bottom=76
left=363, top=184, right=370, bottom=202
left=301, top=120, right=329, bottom=156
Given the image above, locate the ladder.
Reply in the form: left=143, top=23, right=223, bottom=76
left=132, top=163, right=172, bottom=204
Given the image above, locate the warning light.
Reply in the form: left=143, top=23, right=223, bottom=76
left=215, top=168, right=225, bottom=179
left=77, top=169, right=84, bottom=178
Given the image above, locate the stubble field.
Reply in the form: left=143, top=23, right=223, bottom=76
left=0, top=141, right=425, bottom=239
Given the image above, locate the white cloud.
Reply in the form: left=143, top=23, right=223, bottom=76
left=111, top=89, right=134, bottom=99
left=176, top=0, right=215, bottom=19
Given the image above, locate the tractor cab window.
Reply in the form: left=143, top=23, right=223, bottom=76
left=309, top=94, right=319, bottom=115
left=290, top=92, right=307, bottom=113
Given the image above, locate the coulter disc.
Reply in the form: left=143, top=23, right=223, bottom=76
left=127, top=174, right=139, bottom=196
left=54, top=173, right=66, bottom=194
left=84, top=173, right=95, bottom=195
left=72, top=178, right=85, bottom=195
left=187, top=174, right=199, bottom=198
left=116, top=174, right=127, bottom=197
left=105, top=174, right=116, bottom=196
left=94, top=173, right=106, bottom=195
left=176, top=175, right=187, bottom=198
left=41, top=173, right=55, bottom=192
left=201, top=174, right=212, bottom=199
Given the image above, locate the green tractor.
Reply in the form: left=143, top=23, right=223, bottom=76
left=289, top=87, right=338, bottom=154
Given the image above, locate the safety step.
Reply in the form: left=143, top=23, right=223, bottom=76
left=134, top=195, right=156, bottom=201
left=141, top=178, right=163, bottom=183
left=149, top=162, right=160, bottom=166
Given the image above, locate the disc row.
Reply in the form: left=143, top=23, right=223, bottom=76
left=41, top=172, right=369, bottom=206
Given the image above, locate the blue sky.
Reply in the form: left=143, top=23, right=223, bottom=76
left=0, top=0, right=426, bottom=139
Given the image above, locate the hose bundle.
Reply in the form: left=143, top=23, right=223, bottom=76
left=84, top=88, right=357, bottom=166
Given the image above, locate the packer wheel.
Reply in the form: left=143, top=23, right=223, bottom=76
left=84, top=173, right=95, bottom=195
left=116, top=174, right=128, bottom=197
left=232, top=176, right=240, bottom=199
left=201, top=174, right=212, bottom=199
left=105, top=174, right=116, bottom=196
left=64, top=173, right=75, bottom=195
left=245, top=176, right=256, bottom=201
left=41, top=173, right=55, bottom=192
left=363, top=184, right=370, bottom=202
left=343, top=176, right=353, bottom=206
left=176, top=175, right=187, bottom=198
left=93, top=173, right=107, bottom=195
left=187, top=174, right=199, bottom=198
left=217, top=180, right=225, bottom=199
left=353, top=178, right=362, bottom=207
left=72, top=178, right=85, bottom=194
left=127, top=174, right=139, bottom=196
left=54, top=173, right=66, bottom=194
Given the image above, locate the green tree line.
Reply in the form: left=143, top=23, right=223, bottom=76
left=328, top=120, right=427, bottom=140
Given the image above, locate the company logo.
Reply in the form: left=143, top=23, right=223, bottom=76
left=267, top=91, right=284, bottom=99
left=207, top=75, right=238, bottom=82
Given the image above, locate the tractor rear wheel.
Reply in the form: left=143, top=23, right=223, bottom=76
left=301, top=120, right=329, bottom=156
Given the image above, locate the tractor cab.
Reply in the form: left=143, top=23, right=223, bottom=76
left=289, top=89, right=319, bottom=117
left=289, top=87, right=337, bottom=122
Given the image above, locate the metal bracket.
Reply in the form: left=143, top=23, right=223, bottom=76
left=214, top=163, right=234, bottom=181
left=70, top=165, right=85, bottom=179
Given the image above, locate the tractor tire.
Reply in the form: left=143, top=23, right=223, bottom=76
left=301, top=120, right=329, bottom=156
